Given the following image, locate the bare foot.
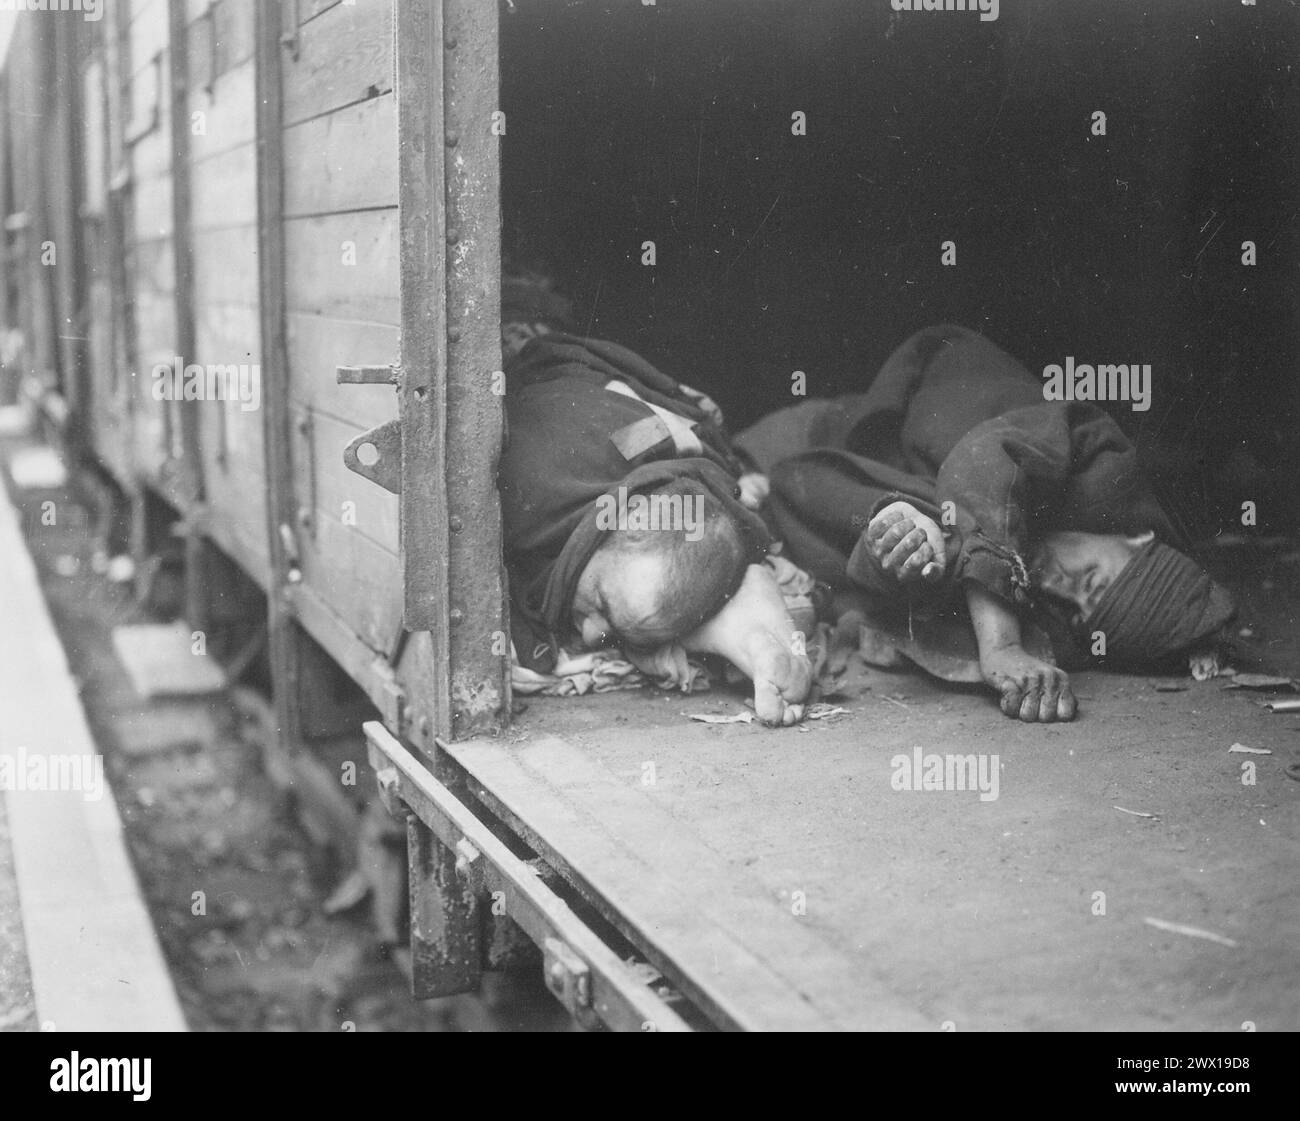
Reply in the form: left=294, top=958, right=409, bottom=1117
left=1188, top=646, right=1221, bottom=681
left=683, top=563, right=813, bottom=726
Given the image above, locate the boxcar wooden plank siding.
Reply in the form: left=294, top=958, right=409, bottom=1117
left=212, top=0, right=256, bottom=74
left=190, top=140, right=257, bottom=231
left=187, top=63, right=257, bottom=165
left=130, top=235, right=176, bottom=303
left=200, top=483, right=270, bottom=582
left=299, top=514, right=403, bottom=657
left=192, top=225, right=259, bottom=309
left=128, top=0, right=169, bottom=82
left=131, top=107, right=175, bottom=184
left=282, top=0, right=392, bottom=128
left=192, top=304, right=261, bottom=384
left=194, top=453, right=274, bottom=585
left=183, top=8, right=255, bottom=117
left=127, top=47, right=167, bottom=140
left=192, top=303, right=260, bottom=378
left=302, top=0, right=348, bottom=25
left=285, top=312, right=398, bottom=432
left=284, top=211, right=399, bottom=325
left=131, top=170, right=174, bottom=241
left=283, top=94, right=397, bottom=218
left=132, top=288, right=177, bottom=367
left=306, top=408, right=400, bottom=554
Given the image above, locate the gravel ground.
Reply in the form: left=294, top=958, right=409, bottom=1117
left=0, top=795, right=38, bottom=1032
left=2, top=440, right=571, bottom=1032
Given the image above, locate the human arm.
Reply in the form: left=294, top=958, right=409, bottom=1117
left=966, top=581, right=1077, bottom=722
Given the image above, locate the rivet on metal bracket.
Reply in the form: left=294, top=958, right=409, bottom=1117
left=542, top=937, right=597, bottom=1027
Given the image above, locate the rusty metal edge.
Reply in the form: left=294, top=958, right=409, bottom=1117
left=441, top=0, right=509, bottom=739
left=365, top=721, right=691, bottom=1032
left=437, top=740, right=747, bottom=1033
left=395, top=0, right=454, bottom=737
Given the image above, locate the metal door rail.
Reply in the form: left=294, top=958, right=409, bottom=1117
left=363, top=721, right=691, bottom=1032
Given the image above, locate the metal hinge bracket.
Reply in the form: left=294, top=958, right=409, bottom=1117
left=337, top=364, right=402, bottom=495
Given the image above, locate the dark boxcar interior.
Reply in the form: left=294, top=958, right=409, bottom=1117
left=501, top=0, right=1300, bottom=538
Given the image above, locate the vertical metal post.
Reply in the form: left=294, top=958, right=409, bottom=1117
left=406, top=814, right=482, bottom=999
left=394, top=0, right=453, bottom=737
left=442, top=0, right=509, bottom=739
left=168, top=0, right=201, bottom=504
left=255, top=0, right=304, bottom=754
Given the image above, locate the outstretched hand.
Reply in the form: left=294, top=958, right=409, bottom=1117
left=979, top=645, right=1077, bottom=722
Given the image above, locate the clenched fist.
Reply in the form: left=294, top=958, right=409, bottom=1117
left=865, top=501, right=947, bottom=584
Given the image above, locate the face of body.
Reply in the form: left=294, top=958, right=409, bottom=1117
left=1032, top=530, right=1154, bottom=621
left=571, top=549, right=681, bottom=652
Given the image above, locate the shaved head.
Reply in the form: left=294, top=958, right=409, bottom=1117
left=572, top=479, right=749, bottom=651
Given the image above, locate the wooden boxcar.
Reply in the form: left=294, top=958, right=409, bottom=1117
left=6, top=0, right=1297, bottom=1032
left=0, top=0, right=758, bottom=1031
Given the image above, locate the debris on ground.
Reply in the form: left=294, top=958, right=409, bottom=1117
left=322, top=870, right=371, bottom=915
left=1221, top=674, right=1296, bottom=691
left=688, top=711, right=755, bottom=724
left=687, top=702, right=848, bottom=725
left=1142, top=917, right=1238, bottom=948
left=1263, top=698, right=1300, bottom=713
left=1113, top=805, right=1160, bottom=819
left=1228, top=742, right=1271, bottom=755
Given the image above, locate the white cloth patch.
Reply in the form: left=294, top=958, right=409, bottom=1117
left=606, top=379, right=703, bottom=457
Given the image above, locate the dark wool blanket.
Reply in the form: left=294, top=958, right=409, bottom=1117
left=500, top=333, right=770, bottom=671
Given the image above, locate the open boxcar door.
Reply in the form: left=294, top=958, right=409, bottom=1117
left=305, top=0, right=699, bottom=1030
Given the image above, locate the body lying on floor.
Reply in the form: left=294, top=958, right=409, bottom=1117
left=496, top=282, right=1234, bottom=727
